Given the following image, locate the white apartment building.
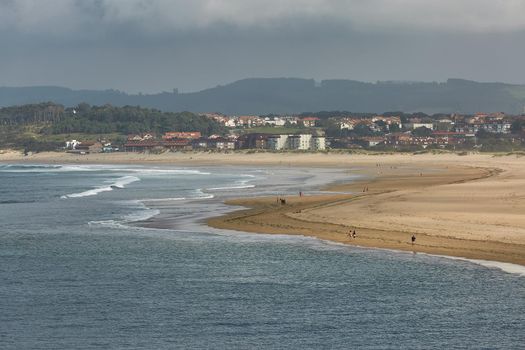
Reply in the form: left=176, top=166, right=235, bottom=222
left=288, top=134, right=312, bottom=150
left=267, top=134, right=325, bottom=151
left=311, top=135, right=326, bottom=150
left=403, top=122, right=434, bottom=130
left=267, top=134, right=289, bottom=150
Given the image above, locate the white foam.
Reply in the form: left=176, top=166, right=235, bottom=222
left=123, top=208, right=161, bottom=222
left=140, top=197, right=187, bottom=202
left=88, top=206, right=160, bottom=229
left=431, top=255, right=525, bottom=277
left=88, top=219, right=128, bottom=229
left=194, top=189, right=215, bottom=199
left=0, top=163, right=211, bottom=175
left=196, top=193, right=215, bottom=199
left=207, top=184, right=255, bottom=190
left=61, top=175, right=140, bottom=199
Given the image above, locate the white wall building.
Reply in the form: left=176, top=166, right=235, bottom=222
left=288, top=134, right=312, bottom=150
left=267, top=135, right=289, bottom=150
left=404, top=122, right=434, bottom=130
left=267, top=134, right=325, bottom=151
left=311, top=136, right=326, bottom=150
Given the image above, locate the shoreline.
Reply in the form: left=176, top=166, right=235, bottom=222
left=207, top=160, right=525, bottom=266
left=3, top=150, right=525, bottom=265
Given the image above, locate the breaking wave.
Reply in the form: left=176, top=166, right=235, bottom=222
left=61, top=176, right=140, bottom=199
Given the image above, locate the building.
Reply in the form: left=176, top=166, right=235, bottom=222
left=359, top=137, right=385, bottom=147
left=163, top=139, right=193, bottom=151
left=209, top=137, right=236, bottom=150
left=433, top=119, right=454, bottom=131
left=124, top=140, right=163, bottom=152
left=300, top=117, right=319, bottom=127
left=163, top=131, right=202, bottom=140
left=236, top=133, right=270, bottom=149
left=70, top=141, right=103, bottom=154
left=237, top=116, right=264, bottom=127
left=267, top=134, right=289, bottom=150
left=481, top=121, right=512, bottom=134
left=266, top=133, right=325, bottom=151
left=127, top=133, right=156, bottom=141
left=288, top=134, right=312, bottom=150
left=311, top=135, right=326, bottom=150
left=403, top=118, right=434, bottom=130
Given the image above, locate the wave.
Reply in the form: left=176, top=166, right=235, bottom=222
left=0, top=164, right=62, bottom=172
left=194, top=189, right=215, bottom=199
left=0, top=163, right=211, bottom=176
left=88, top=202, right=160, bottom=229
left=61, top=175, right=140, bottom=199
left=207, top=184, right=255, bottom=190
left=0, top=199, right=37, bottom=204
left=207, top=177, right=256, bottom=191
left=140, top=197, right=187, bottom=202
left=431, top=255, right=525, bottom=277
left=122, top=208, right=161, bottom=222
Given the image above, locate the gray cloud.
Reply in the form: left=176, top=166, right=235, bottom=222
left=2, top=0, right=525, bottom=35
left=0, top=1, right=524, bottom=93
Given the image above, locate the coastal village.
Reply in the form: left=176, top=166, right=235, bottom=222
left=65, top=111, right=525, bottom=154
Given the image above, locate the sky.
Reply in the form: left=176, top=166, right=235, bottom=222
left=1, top=0, right=525, bottom=93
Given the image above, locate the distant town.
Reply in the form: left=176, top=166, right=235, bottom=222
left=1, top=103, right=525, bottom=154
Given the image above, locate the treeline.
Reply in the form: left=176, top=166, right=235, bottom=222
left=41, top=103, right=225, bottom=135
left=0, top=102, right=64, bottom=125
left=0, top=102, right=225, bottom=136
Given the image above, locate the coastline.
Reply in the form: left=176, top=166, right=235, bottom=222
left=3, top=150, right=525, bottom=265
left=208, top=164, right=525, bottom=266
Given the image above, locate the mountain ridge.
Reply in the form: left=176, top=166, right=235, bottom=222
left=1, top=78, right=524, bottom=115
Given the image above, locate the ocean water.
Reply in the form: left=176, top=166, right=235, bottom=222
left=0, top=163, right=524, bottom=349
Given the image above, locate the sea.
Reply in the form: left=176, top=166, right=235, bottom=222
left=0, top=163, right=524, bottom=349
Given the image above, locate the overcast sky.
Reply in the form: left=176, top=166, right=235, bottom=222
left=1, top=0, right=525, bottom=93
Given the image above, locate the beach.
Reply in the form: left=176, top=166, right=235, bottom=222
left=2, top=150, right=525, bottom=265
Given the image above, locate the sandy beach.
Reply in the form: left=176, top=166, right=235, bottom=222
left=3, top=150, right=525, bottom=265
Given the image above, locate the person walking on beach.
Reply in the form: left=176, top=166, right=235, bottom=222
left=411, top=234, right=416, bottom=245
left=352, top=230, right=356, bottom=239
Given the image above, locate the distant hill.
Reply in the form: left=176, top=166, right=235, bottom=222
left=2, top=78, right=525, bottom=115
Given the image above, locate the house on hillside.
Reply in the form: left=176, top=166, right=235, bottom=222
left=163, top=131, right=202, bottom=140
left=300, top=117, right=319, bottom=127
left=127, top=133, right=156, bottom=141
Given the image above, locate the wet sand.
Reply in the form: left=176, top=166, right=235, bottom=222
left=207, top=156, right=525, bottom=266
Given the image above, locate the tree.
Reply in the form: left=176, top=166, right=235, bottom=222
left=511, top=120, right=524, bottom=134
left=389, top=123, right=401, bottom=132
left=411, top=126, right=432, bottom=137
left=353, top=124, right=374, bottom=137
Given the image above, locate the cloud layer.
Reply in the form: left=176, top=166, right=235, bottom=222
left=1, top=0, right=525, bottom=36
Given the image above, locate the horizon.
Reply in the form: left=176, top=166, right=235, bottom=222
left=2, top=76, right=524, bottom=95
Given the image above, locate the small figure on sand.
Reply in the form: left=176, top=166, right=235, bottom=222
left=411, top=234, right=416, bottom=245
left=352, top=230, right=356, bottom=239
left=299, top=191, right=303, bottom=197
left=280, top=198, right=286, bottom=205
